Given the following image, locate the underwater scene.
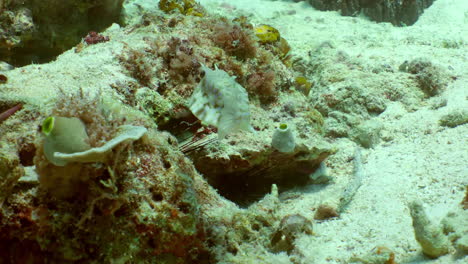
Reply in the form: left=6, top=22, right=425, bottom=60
left=0, top=0, right=467, bottom=263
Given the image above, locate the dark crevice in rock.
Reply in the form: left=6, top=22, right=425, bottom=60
left=0, top=0, right=124, bottom=67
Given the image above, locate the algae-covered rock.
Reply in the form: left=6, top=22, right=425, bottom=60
left=0, top=90, right=211, bottom=262
left=409, top=201, right=450, bottom=258
left=0, top=143, right=24, bottom=205
left=442, top=206, right=468, bottom=255
left=399, top=58, right=451, bottom=97
left=135, top=87, right=175, bottom=126
left=270, top=214, right=313, bottom=253
left=11, top=127, right=208, bottom=263
left=349, top=246, right=396, bottom=264
left=204, top=185, right=290, bottom=262
left=350, top=119, right=383, bottom=148
left=0, top=7, right=34, bottom=50
left=304, top=43, right=391, bottom=140
left=0, top=0, right=124, bottom=66
left=184, top=129, right=334, bottom=205
left=307, top=0, right=435, bottom=26
left=439, top=109, right=468, bottom=128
